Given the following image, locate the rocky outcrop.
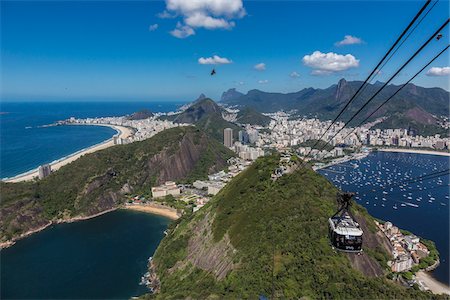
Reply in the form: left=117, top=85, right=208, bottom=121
left=185, top=212, right=235, bottom=279
left=0, top=127, right=233, bottom=245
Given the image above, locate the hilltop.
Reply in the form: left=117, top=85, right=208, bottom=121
left=127, top=109, right=154, bottom=120
left=235, top=106, right=273, bottom=126
left=146, top=155, right=443, bottom=299
left=164, top=97, right=272, bottom=141
left=0, top=126, right=234, bottom=245
left=221, top=79, right=449, bottom=136
left=170, top=98, right=241, bottom=142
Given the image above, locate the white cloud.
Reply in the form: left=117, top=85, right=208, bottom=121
left=258, top=79, right=269, bottom=84
left=254, top=63, right=266, bottom=71
left=335, top=35, right=364, bottom=46
left=185, top=12, right=235, bottom=29
left=149, top=24, right=159, bottom=31
left=289, top=71, right=300, bottom=78
left=198, top=55, right=232, bottom=65
left=426, top=66, right=450, bottom=77
left=302, top=51, right=359, bottom=75
left=170, top=22, right=195, bottom=38
left=162, top=0, right=246, bottom=38
left=238, top=81, right=245, bottom=85
left=157, top=10, right=177, bottom=19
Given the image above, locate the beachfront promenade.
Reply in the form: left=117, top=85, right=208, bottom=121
left=3, top=124, right=133, bottom=183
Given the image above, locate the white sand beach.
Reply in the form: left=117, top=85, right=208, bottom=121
left=123, top=203, right=180, bottom=220
left=3, top=124, right=133, bottom=183
left=378, top=148, right=450, bottom=157
left=416, top=271, right=450, bottom=295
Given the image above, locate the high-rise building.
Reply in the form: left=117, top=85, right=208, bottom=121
left=224, top=128, right=233, bottom=148
left=238, top=130, right=249, bottom=144
left=38, top=164, right=52, bottom=179
left=247, top=129, right=259, bottom=144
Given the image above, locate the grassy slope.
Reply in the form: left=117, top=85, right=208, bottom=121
left=150, top=156, right=442, bottom=299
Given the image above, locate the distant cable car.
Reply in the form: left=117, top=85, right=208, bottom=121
left=436, top=33, right=443, bottom=40
left=328, top=192, right=363, bottom=252
left=210, top=68, right=216, bottom=76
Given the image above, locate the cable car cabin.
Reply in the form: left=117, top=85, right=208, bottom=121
left=328, top=213, right=363, bottom=252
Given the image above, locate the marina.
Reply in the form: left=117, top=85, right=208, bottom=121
left=319, top=151, right=450, bottom=285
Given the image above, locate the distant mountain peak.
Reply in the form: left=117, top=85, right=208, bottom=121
left=196, top=93, right=207, bottom=102
left=335, top=78, right=348, bottom=100
left=221, top=88, right=244, bottom=102
left=374, top=80, right=384, bottom=86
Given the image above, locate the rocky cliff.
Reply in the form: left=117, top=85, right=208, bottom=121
left=0, top=126, right=234, bottom=245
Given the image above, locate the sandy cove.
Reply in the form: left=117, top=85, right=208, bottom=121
left=123, top=203, right=180, bottom=220
left=378, top=148, right=450, bottom=157
left=416, top=271, right=450, bottom=295
left=3, top=124, right=133, bottom=183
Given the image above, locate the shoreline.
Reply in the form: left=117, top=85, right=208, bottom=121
left=0, top=207, right=118, bottom=250
left=2, top=123, right=133, bottom=183
left=416, top=270, right=450, bottom=295
left=377, top=148, right=450, bottom=157
left=123, top=203, right=180, bottom=220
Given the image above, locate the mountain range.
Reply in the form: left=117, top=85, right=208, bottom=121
left=221, top=79, right=449, bottom=136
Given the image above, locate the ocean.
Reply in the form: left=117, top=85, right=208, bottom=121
left=319, top=151, right=450, bottom=285
left=0, top=210, right=170, bottom=299
left=0, top=101, right=184, bottom=179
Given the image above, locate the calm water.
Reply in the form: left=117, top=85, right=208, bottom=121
left=0, top=101, right=184, bottom=178
left=1, top=210, right=170, bottom=299
left=319, top=151, right=450, bottom=285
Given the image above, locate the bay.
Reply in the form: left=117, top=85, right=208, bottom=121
left=1, top=210, right=170, bottom=299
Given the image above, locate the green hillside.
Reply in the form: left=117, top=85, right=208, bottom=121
left=235, top=106, right=273, bottom=126
left=147, top=155, right=442, bottom=299
left=171, top=98, right=241, bottom=142
left=0, top=126, right=234, bottom=243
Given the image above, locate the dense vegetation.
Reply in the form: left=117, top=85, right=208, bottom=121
left=0, top=126, right=233, bottom=242
left=170, top=98, right=241, bottom=142
left=149, top=155, right=442, bottom=299
left=235, top=106, right=272, bottom=126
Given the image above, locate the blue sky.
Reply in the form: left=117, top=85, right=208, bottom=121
left=1, top=0, right=449, bottom=102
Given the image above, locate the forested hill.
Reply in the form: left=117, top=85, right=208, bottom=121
left=161, top=98, right=240, bottom=141
left=147, top=155, right=443, bottom=299
left=0, top=126, right=234, bottom=245
left=221, top=79, right=449, bottom=136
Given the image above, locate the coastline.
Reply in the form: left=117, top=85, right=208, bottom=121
left=416, top=270, right=450, bottom=295
left=0, top=207, right=118, bottom=250
left=2, top=124, right=133, bottom=183
left=123, top=203, right=180, bottom=220
left=378, top=148, right=450, bottom=157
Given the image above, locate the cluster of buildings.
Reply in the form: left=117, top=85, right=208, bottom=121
left=151, top=181, right=181, bottom=198
left=223, top=128, right=265, bottom=161
left=65, top=116, right=186, bottom=144
left=147, top=157, right=252, bottom=213
left=193, top=158, right=252, bottom=196
left=254, top=112, right=448, bottom=155
left=376, top=220, right=431, bottom=273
